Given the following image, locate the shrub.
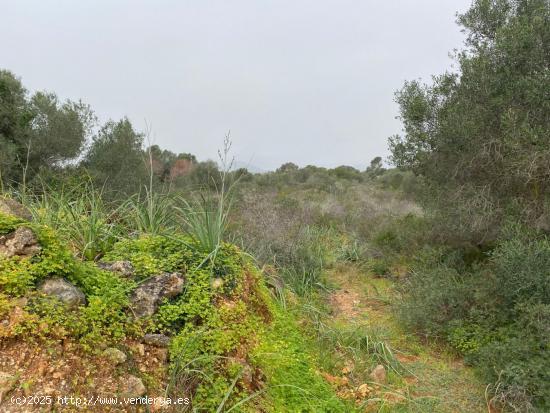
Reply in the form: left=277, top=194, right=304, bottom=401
left=0, top=213, right=77, bottom=295
left=397, top=226, right=550, bottom=410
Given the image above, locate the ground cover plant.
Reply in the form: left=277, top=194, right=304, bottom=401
left=1, top=1, right=548, bottom=411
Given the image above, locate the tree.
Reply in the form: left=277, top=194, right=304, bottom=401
left=146, top=145, right=197, bottom=183
left=330, top=165, right=362, bottom=181
left=365, top=156, right=385, bottom=178
left=83, top=118, right=148, bottom=197
left=277, top=162, right=299, bottom=173
left=389, top=0, right=550, bottom=239
left=0, top=70, right=94, bottom=187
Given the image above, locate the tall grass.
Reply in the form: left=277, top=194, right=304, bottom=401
left=281, top=226, right=334, bottom=296
left=29, top=182, right=123, bottom=260
left=174, top=134, right=236, bottom=262
left=124, top=187, right=174, bottom=235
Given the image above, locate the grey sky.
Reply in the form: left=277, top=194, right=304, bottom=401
left=2, top=1, right=470, bottom=171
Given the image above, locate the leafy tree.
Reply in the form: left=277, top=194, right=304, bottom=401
left=0, top=70, right=94, bottom=187
left=277, top=162, right=299, bottom=173
left=366, top=156, right=385, bottom=178
left=330, top=165, right=362, bottom=181
left=146, top=145, right=197, bottom=183
left=389, top=0, right=550, bottom=240
left=83, top=118, right=148, bottom=197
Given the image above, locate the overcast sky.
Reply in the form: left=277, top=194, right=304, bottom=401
left=2, top=1, right=471, bottom=171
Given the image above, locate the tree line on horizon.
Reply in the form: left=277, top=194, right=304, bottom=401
left=0, top=69, right=387, bottom=198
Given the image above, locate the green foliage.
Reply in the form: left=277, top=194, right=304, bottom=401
left=337, top=238, right=364, bottom=263
left=250, top=307, right=352, bottom=412
left=175, top=193, right=231, bottom=256
left=372, top=214, right=428, bottom=257
left=0, top=212, right=133, bottom=349
left=30, top=182, right=123, bottom=260
left=0, top=212, right=24, bottom=234
left=83, top=118, right=148, bottom=199
left=329, top=165, right=363, bottom=182
left=368, top=258, right=391, bottom=276
left=123, top=188, right=174, bottom=235
left=280, top=226, right=335, bottom=296
left=389, top=0, right=550, bottom=240
left=397, top=227, right=550, bottom=410
left=0, top=213, right=76, bottom=295
left=103, top=234, right=198, bottom=277
left=0, top=258, right=35, bottom=296
left=0, top=70, right=95, bottom=188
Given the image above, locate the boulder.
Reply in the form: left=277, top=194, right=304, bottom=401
left=130, top=273, right=185, bottom=317
left=143, top=333, right=170, bottom=347
left=0, top=197, right=32, bottom=221
left=103, top=348, right=127, bottom=365
left=97, top=260, right=134, bottom=277
left=369, top=364, right=386, bottom=384
left=39, top=278, right=86, bottom=309
left=0, top=227, right=41, bottom=258
left=0, top=372, right=16, bottom=403
left=122, top=375, right=146, bottom=398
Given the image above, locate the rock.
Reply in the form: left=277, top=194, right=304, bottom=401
left=0, top=197, right=32, bottom=221
left=122, top=375, right=146, bottom=397
left=0, top=372, right=16, bottom=403
left=0, top=227, right=41, bottom=258
left=233, top=358, right=263, bottom=391
left=39, top=278, right=86, bottom=309
left=157, top=348, right=168, bottom=363
left=357, top=383, right=372, bottom=398
left=143, top=333, right=170, bottom=347
left=369, top=364, right=386, bottom=383
left=134, top=343, right=145, bottom=357
left=103, top=348, right=127, bottom=365
left=130, top=272, right=185, bottom=317
left=211, top=278, right=224, bottom=289
left=97, top=260, right=134, bottom=277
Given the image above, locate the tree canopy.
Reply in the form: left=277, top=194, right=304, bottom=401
left=389, top=0, right=550, bottom=239
left=0, top=70, right=94, bottom=187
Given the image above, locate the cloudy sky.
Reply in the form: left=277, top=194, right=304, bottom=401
left=2, top=1, right=471, bottom=171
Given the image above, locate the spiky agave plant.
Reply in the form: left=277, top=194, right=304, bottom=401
left=29, top=181, right=123, bottom=260
left=124, top=187, right=174, bottom=235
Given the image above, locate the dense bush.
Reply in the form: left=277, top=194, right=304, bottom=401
left=397, top=226, right=550, bottom=410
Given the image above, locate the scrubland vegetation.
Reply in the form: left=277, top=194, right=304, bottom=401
left=1, top=0, right=549, bottom=411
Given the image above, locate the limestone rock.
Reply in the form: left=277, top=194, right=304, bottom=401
left=0, top=197, right=32, bottom=221
left=369, top=364, right=386, bottom=383
left=97, top=260, right=134, bottom=277
left=143, top=333, right=170, bottom=347
left=211, top=278, right=224, bottom=289
left=122, top=375, right=146, bottom=398
left=39, top=278, right=86, bottom=309
left=357, top=383, right=372, bottom=398
left=134, top=343, right=145, bottom=357
left=130, top=272, right=185, bottom=317
left=0, top=372, right=16, bottom=403
left=103, top=348, right=127, bottom=365
left=0, top=227, right=41, bottom=258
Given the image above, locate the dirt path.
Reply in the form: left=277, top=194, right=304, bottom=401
left=321, top=264, right=487, bottom=413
